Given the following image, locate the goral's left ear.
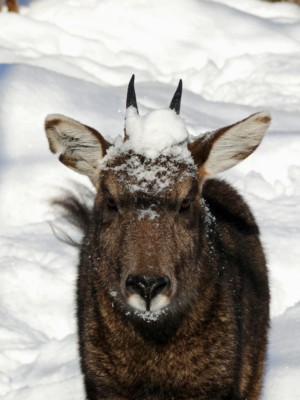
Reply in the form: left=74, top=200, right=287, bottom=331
left=45, top=114, right=111, bottom=186
left=188, top=112, right=271, bottom=178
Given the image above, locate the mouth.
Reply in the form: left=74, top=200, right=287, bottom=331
left=124, top=295, right=183, bottom=344
left=124, top=293, right=170, bottom=321
left=109, top=289, right=184, bottom=343
left=127, top=292, right=170, bottom=312
left=109, top=291, right=171, bottom=322
left=130, top=307, right=170, bottom=322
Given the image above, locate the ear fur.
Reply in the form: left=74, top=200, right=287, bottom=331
left=44, top=114, right=111, bottom=186
left=188, top=112, right=271, bottom=178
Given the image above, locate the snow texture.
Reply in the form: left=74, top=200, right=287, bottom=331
left=124, top=107, right=189, bottom=158
left=103, top=152, right=196, bottom=195
left=102, top=107, right=194, bottom=194
left=0, top=0, right=300, bottom=399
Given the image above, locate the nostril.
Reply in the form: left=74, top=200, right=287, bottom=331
left=150, top=276, right=171, bottom=300
left=125, top=275, right=171, bottom=303
left=125, top=275, right=148, bottom=299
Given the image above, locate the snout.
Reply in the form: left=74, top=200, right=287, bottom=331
left=125, top=275, right=172, bottom=312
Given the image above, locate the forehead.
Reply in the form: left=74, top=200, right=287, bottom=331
left=100, top=152, right=198, bottom=199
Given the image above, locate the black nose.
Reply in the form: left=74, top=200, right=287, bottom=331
left=125, top=275, right=171, bottom=309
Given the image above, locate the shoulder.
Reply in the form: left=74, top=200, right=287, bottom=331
left=202, top=179, right=259, bottom=235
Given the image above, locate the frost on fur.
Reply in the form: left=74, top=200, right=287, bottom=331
left=45, top=109, right=270, bottom=188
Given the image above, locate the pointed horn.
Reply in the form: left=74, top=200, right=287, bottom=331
left=169, top=79, right=182, bottom=115
left=126, top=74, right=139, bottom=114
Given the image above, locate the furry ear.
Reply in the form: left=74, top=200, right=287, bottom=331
left=188, top=112, right=271, bottom=178
left=45, top=114, right=111, bottom=186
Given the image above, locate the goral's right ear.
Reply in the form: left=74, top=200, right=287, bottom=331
left=45, top=114, right=111, bottom=186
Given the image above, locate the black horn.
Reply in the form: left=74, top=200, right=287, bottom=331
left=169, top=79, right=182, bottom=115
left=126, top=74, right=139, bottom=113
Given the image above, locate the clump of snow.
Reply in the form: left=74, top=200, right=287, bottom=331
left=103, top=107, right=193, bottom=165
left=101, top=107, right=196, bottom=194
left=104, top=136, right=194, bottom=167
left=124, top=107, right=189, bottom=158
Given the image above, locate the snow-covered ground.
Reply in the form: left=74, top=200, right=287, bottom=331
left=0, top=0, right=299, bottom=398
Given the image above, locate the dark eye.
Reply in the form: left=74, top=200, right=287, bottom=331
left=179, top=198, right=191, bottom=212
left=106, top=197, right=118, bottom=211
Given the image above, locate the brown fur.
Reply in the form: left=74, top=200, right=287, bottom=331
left=0, top=0, right=18, bottom=12
left=45, top=81, right=270, bottom=399
left=233, top=145, right=259, bottom=161
left=55, top=153, right=269, bottom=400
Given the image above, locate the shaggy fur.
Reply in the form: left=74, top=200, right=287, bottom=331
left=55, top=175, right=269, bottom=400
left=45, top=81, right=270, bottom=400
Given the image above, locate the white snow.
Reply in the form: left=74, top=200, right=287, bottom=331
left=133, top=308, right=169, bottom=323
left=102, top=107, right=194, bottom=191
left=0, top=0, right=300, bottom=399
left=124, top=107, right=189, bottom=157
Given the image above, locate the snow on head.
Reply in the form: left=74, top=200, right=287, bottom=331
left=124, top=106, right=190, bottom=158
left=102, top=106, right=196, bottom=195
